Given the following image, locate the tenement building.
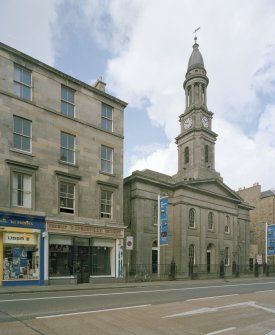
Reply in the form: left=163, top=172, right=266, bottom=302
left=124, top=38, right=252, bottom=277
left=0, top=42, right=127, bottom=286
left=238, top=183, right=275, bottom=268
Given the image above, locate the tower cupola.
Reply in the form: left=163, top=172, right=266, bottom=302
left=187, top=38, right=205, bottom=70
left=183, top=37, right=209, bottom=111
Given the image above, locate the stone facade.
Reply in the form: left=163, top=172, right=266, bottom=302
left=0, top=42, right=127, bottom=285
left=124, top=39, right=251, bottom=277
left=237, top=183, right=275, bottom=263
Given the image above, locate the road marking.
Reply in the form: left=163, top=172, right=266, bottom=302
left=248, top=301, right=275, bottom=314
left=256, top=289, right=275, bottom=294
left=206, top=327, right=236, bottom=335
left=164, top=300, right=275, bottom=319
left=36, top=304, right=151, bottom=319
left=187, top=294, right=238, bottom=301
left=1, top=281, right=275, bottom=303
left=163, top=301, right=255, bottom=318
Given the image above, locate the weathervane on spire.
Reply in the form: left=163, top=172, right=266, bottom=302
left=193, top=27, right=200, bottom=43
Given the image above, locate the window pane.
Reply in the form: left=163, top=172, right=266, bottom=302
left=61, top=101, right=67, bottom=114
left=13, top=134, right=21, bottom=149
left=22, top=137, right=30, bottom=151
left=60, top=148, right=67, bottom=161
left=61, top=86, right=67, bottom=100
left=14, top=82, right=21, bottom=96
left=61, top=133, right=67, bottom=147
left=22, top=84, right=31, bottom=100
left=67, top=199, right=74, bottom=208
left=14, top=67, right=21, bottom=81
left=14, top=117, right=22, bottom=133
left=67, top=104, right=74, bottom=117
left=22, top=119, right=31, bottom=136
left=60, top=182, right=67, bottom=193
left=67, top=89, right=74, bottom=103
left=22, top=70, right=31, bottom=86
left=67, top=150, right=74, bottom=163
left=67, top=135, right=74, bottom=149
left=67, top=183, right=74, bottom=195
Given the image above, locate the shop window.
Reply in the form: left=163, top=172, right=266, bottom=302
left=3, top=232, right=39, bottom=281
left=91, top=246, right=111, bottom=275
left=49, top=235, right=73, bottom=276
left=59, top=181, right=75, bottom=214
left=12, top=172, right=32, bottom=208
left=49, top=245, right=73, bottom=276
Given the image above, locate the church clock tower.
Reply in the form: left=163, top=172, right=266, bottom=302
left=176, top=37, right=221, bottom=181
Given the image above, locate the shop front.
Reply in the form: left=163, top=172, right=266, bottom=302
left=46, top=221, right=124, bottom=285
left=0, top=211, right=45, bottom=286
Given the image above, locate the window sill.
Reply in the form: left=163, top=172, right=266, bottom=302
left=100, top=171, right=115, bottom=177
left=58, top=160, right=78, bottom=168
left=10, top=148, right=34, bottom=157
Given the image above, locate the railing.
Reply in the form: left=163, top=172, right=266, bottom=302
left=125, top=262, right=275, bottom=282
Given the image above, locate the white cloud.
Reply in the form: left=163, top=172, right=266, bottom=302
left=2, top=0, right=275, bottom=191
left=101, top=0, right=275, bottom=190
left=0, top=0, right=58, bottom=66
left=129, top=141, right=177, bottom=176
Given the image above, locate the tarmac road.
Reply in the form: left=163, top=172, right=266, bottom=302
left=0, top=277, right=275, bottom=334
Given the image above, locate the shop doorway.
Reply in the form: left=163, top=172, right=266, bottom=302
left=75, top=238, right=90, bottom=284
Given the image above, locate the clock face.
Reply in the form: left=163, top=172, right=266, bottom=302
left=183, top=117, right=192, bottom=129
left=202, top=116, right=209, bottom=128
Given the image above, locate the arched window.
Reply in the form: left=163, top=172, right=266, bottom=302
left=205, top=145, right=209, bottom=163
left=189, top=244, right=195, bottom=264
left=225, top=215, right=230, bottom=233
left=208, top=212, right=214, bottom=230
left=184, top=146, right=189, bottom=164
left=189, top=208, right=195, bottom=228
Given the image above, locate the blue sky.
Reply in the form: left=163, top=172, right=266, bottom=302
left=1, top=0, right=275, bottom=191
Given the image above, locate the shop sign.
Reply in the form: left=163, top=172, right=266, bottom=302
left=48, top=222, right=124, bottom=238
left=3, top=232, right=36, bottom=245
left=0, top=211, right=45, bottom=229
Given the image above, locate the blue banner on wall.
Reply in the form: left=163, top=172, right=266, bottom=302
left=267, top=224, right=275, bottom=255
left=160, top=196, right=168, bottom=245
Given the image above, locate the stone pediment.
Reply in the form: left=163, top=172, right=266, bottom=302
left=176, top=178, right=243, bottom=203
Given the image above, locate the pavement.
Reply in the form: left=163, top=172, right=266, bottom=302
left=0, top=275, right=271, bottom=295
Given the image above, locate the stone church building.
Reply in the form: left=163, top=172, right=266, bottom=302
left=124, top=38, right=252, bottom=277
